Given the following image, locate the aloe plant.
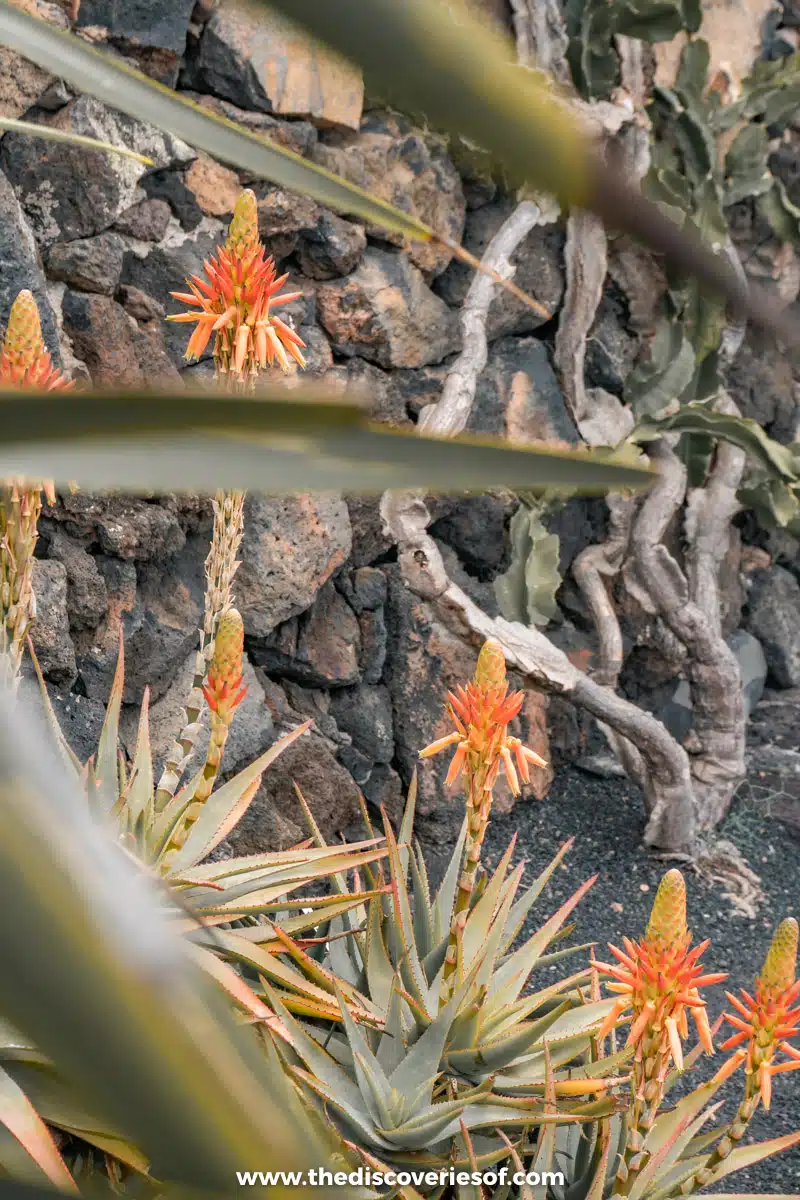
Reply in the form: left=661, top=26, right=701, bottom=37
left=258, top=645, right=623, bottom=1192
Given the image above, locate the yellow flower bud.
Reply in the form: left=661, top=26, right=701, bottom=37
left=473, top=638, right=507, bottom=693
left=760, top=918, right=798, bottom=995
left=645, top=869, right=688, bottom=953
left=227, top=188, right=260, bottom=253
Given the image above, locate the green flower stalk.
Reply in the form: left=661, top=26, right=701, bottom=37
left=160, top=608, right=247, bottom=870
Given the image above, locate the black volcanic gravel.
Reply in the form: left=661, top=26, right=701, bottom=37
left=419, top=767, right=800, bottom=1194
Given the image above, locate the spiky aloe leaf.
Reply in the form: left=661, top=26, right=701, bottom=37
left=160, top=721, right=313, bottom=873
left=627, top=1095, right=725, bottom=1199
left=91, top=633, right=125, bottom=816
left=0, top=1063, right=75, bottom=1193
left=500, top=838, right=575, bottom=956
left=704, top=1129, right=800, bottom=1182
left=121, top=687, right=154, bottom=851
left=490, top=876, right=597, bottom=1005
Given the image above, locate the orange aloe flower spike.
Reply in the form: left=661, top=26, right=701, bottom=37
left=167, top=188, right=306, bottom=382
left=721, top=917, right=800, bottom=1110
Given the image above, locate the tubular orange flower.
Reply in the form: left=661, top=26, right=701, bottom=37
left=721, top=917, right=800, bottom=1110
left=594, top=870, right=726, bottom=1071
left=422, top=640, right=548, bottom=1003
left=419, top=639, right=547, bottom=798
left=594, top=871, right=727, bottom=1195
left=167, top=188, right=306, bottom=383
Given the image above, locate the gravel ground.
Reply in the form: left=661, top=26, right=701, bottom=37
left=419, top=766, right=800, bottom=1194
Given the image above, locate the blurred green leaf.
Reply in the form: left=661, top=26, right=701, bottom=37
left=0, top=386, right=653, bottom=494
left=0, top=690, right=326, bottom=1196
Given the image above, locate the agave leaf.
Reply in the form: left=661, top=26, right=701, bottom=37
left=520, top=998, right=619, bottom=1050
left=382, top=816, right=430, bottom=1011
left=205, top=928, right=375, bottom=1017
left=409, top=847, right=436, bottom=963
left=530, top=1043, right=556, bottom=1181
left=0, top=1023, right=47, bottom=1070
left=272, top=894, right=386, bottom=939
left=647, top=1154, right=711, bottom=1200
left=162, top=721, right=313, bottom=872
left=2, top=1062, right=149, bottom=1174
left=481, top=967, right=593, bottom=1039
left=334, top=985, right=400, bottom=1129
left=584, top=1117, right=613, bottom=1200
left=397, top=772, right=418, bottom=881
left=0, top=1064, right=76, bottom=1193
left=145, top=762, right=210, bottom=861
left=494, top=1040, right=602, bottom=1090
left=179, top=890, right=379, bottom=934
left=472, top=865, right=527, bottom=995
left=174, top=836, right=385, bottom=881
left=387, top=987, right=462, bottom=1106
left=271, top=924, right=360, bottom=1001
left=376, top=979, right=408, bottom=1078
left=290, top=1064, right=393, bottom=1150
left=182, top=942, right=295, bottom=1045
left=0, top=689, right=326, bottom=1192
left=445, top=1002, right=571, bottom=1075
left=295, top=786, right=354, bottom=905
left=265, top=985, right=376, bottom=1120
left=460, top=839, right=519, bottom=972
left=374, top=1095, right=483, bottom=1149
left=186, top=848, right=386, bottom=912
